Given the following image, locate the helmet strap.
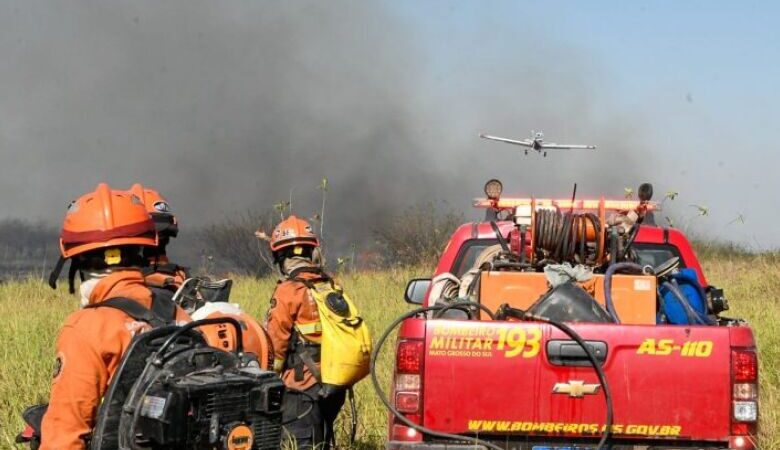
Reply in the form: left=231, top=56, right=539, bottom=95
left=47, top=256, right=82, bottom=294
left=67, top=258, right=82, bottom=295
left=48, top=256, right=67, bottom=290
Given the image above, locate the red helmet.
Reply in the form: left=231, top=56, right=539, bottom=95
left=129, top=183, right=178, bottom=238
left=269, top=216, right=320, bottom=253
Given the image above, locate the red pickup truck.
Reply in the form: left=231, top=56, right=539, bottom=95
left=386, top=193, right=758, bottom=450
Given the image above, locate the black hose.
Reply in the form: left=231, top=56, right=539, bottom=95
left=621, top=224, right=641, bottom=260
left=348, top=387, right=358, bottom=443
left=656, top=288, right=668, bottom=324
left=371, top=302, right=613, bottom=450
left=490, top=221, right=510, bottom=253
left=370, top=304, right=505, bottom=450
left=522, top=312, right=614, bottom=450
left=609, top=228, right=618, bottom=266
left=519, top=226, right=527, bottom=264
left=577, top=216, right=587, bottom=263
left=280, top=388, right=319, bottom=426
left=585, top=213, right=601, bottom=262
left=604, top=262, right=646, bottom=324
left=534, top=210, right=602, bottom=265
left=432, top=300, right=498, bottom=320
left=662, top=280, right=713, bottom=325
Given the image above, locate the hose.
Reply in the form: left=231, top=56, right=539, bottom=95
left=511, top=310, right=614, bottom=450
left=656, top=288, right=668, bottom=324
left=662, top=280, right=714, bottom=325
left=371, top=302, right=613, bottom=450
left=370, top=303, right=505, bottom=450
left=533, top=210, right=602, bottom=265
left=348, top=387, right=358, bottom=443
left=280, top=388, right=318, bottom=426
left=432, top=300, right=498, bottom=320
left=604, top=262, right=648, bottom=324
left=490, top=221, right=511, bottom=253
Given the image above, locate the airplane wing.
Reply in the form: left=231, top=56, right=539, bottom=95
left=539, top=143, right=597, bottom=150
left=479, top=133, right=535, bottom=148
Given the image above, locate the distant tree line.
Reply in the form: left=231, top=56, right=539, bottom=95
left=0, top=218, right=59, bottom=277
left=197, top=202, right=464, bottom=276
left=0, top=208, right=768, bottom=280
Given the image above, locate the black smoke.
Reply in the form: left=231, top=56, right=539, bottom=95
left=0, top=1, right=659, bottom=264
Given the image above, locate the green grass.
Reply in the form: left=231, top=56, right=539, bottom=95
left=701, top=254, right=780, bottom=448
left=0, top=259, right=777, bottom=448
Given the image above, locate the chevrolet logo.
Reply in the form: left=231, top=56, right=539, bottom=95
left=552, top=380, right=600, bottom=398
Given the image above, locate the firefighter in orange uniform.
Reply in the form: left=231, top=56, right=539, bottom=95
left=130, top=183, right=274, bottom=369
left=128, top=183, right=188, bottom=291
left=39, top=183, right=190, bottom=450
left=264, top=216, right=346, bottom=450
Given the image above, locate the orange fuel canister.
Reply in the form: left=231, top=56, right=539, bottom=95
left=479, top=271, right=657, bottom=325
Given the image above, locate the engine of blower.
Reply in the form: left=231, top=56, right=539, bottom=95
left=136, top=363, right=285, bottom=450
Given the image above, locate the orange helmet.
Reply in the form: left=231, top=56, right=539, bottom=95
left=129, top=183, right=178, bottom=238
left=269, top=215, right=320, bottom=253
left=50, top=183, right=157, bottom=292
left=60, top=183, right=157, bottom=258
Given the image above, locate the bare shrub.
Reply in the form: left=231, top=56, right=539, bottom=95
left=198, top=211, right=276, bottom=277
left=373, top=202, right=464, bottom=267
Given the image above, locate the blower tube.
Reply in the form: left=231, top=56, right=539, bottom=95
left=662, top=280, right=714, bottom=325
left=604, top=262, right=647, bottom=324
left=371, top=301, right=613, bottom=450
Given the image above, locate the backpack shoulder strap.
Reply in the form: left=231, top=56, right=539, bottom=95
left=289, top=267, right=335, bottom=289
left=148, top=289, right=178, bottom=324
left=86, top=296, right=170, bottom=328
left=289, top=266, right=327, bottom=280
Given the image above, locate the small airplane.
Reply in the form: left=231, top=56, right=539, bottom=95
left=479, top=131, right=596, bottom=157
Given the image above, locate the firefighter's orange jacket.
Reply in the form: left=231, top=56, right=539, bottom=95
left=265, top=271, right=324, bottom=391
left=40, top=270, right=190, bottom=450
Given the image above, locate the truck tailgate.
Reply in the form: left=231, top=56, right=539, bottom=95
left=422, top=320, right=732, bottom=442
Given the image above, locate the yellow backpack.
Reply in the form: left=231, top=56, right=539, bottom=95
left=297, top=276, right=371, bottom=390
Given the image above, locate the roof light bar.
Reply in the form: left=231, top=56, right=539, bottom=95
left=473, top=198, right=657, bottom=211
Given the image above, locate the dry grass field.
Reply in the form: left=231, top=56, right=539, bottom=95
left=0, top=256, right=776, bottom=448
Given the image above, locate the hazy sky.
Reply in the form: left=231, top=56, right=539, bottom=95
left=0, top=1, right=778, bottom=247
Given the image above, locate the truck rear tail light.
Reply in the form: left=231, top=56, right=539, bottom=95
left=395, top=374, right=421, bottom=391
left=395, top=392, right=420, bottom=413
left=730, top=427, right=757, bottom=447
left=731, top=348, right=758, bottom=439
left=732, top=350, right=757, bottom=382
left=397, top=340, right=424, bottom=374
left=391, top=339, right=425, bottom=442
left=733, top=401, right=758, bottom=422
left=733, top=383, right=757, bottom=400
left=393, top=340, right=424, bottom=413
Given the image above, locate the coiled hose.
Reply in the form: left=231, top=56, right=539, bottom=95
left=370, top=300, right=613, bottom=450
left=534, top=210, right=602, bottom=265
left=662, top=280, right=715, bottom=325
